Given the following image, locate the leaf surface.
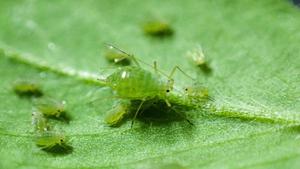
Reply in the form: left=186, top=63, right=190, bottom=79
left=0, top=0, right=300, bottom=169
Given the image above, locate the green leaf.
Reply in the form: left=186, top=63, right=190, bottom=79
left=0, top=0, right=300, bottom=169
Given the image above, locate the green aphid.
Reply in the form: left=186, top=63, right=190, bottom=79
left=105, top=46, right=131, bottom=66
left=105, top=100, right=130, bottom=126
left=142, top=20, right=174, bottom=37
left=183, top=83, right=211, bottom=106
left=31, top=111, right=49, bottom=132
left=12, top=80, right=43, bottom=97
left=186, top=45, right=212, bottom=74
left=35, top=132, right=67, bottom=150
left=99, top=44, right=197, bottom=126
left=34, top=98, right=66, bottom=118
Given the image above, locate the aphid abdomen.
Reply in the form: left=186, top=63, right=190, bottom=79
left=107, top=67, right=164, bottom=99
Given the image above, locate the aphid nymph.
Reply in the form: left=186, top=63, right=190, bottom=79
left=34, top=98, right=66, bottom=118
left=104, top=46, right=131, bottom=66
left=183, top=83, right=210, bottom=104
left=12, top=80, right=43, bottom=97
left=186, top=45, right=212, bottom=74
left=35, top=132, right=67, bottom=150
left=32, top=111, right=48, bottom=132
left=142, top=20, right=174, bottom=37
left=105, top=100, right=130, bottom=126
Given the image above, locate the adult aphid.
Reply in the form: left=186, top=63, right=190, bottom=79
left=32, top=111, right=49, bottom=132
left=34, top=98, right=66, bottom=118
left=12, top=80, right=43, bottom=97
left=99, top=44, right=197, bottom=126
left=104, top=46, right=131, bottom=66
left=142, top=20, right=174, bottom=37
left=186, top=45, right=212, bottom=74
left=35, top=132, right=69, bottom=151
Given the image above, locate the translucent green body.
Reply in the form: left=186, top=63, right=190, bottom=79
left=143, top=21, right=173, bottom=37
left=32, top=111, right=48, bottom=132
left=36, top=132, right=65, bottom=149
left=13, top=81, right=43, bottom=97
left=105, top=50, right=131, bottom=65
left=105, top=100, right=130, bottom=126
left=106, top=66, right=168, bottom=100
left=34, top=98, right=65, bottom=117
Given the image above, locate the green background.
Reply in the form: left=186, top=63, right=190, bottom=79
left=0, top=0, right=300, bottom=168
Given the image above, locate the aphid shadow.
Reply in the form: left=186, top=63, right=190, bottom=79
left=146, top=31, right=174, bottom=39
left=198, top=63, right=213, bottom=75
left=14, top=90, right=43, bottom=98
left=47, top=112, right=72, bottom=124
left=131, top=99, right=193, bottom=126
left=40, top=143, right=73, bottom=155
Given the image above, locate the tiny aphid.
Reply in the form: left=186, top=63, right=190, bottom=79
left=34, top=98, right=66, bottom=118
left=183, top=83, right=210, bottom=105
left=32, top=111, right=48, bottom=132
left=98, top=44, right=202, bottom=126
left=12, top=80, right=43, bottom=97
left=35, top=132, right=67, bottom=150
left=186, top=45, right=212, bottom=74
left=104, top=46, right=131, bottom=66
left=105, top=100, right=130, bottom=126
left=142, top=20, right=174, bottom=37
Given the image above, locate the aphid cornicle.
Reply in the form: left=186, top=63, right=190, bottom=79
left=99, top=44, right=200, bottom=126
left=34, top=98, right=66, bottom=118
left=32, top=111, right=48, bottom=132
left=12, top=80, right=43, bottom=97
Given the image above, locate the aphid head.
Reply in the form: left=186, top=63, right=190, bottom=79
left=165, top=79, right=174, bottom=93
left=184, top=85, right=209, bottom=100
left=57, top=135, right=66, bottom=145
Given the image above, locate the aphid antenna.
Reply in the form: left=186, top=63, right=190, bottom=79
left=104, top=43, right=140, bottom=67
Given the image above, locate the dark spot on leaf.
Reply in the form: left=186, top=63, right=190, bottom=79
left=292, top=0, right=300, bottom=7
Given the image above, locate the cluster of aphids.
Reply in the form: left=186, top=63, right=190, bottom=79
left=100, top=44, right=211, bottom=127
left=105, top=18, right=212, bottom=73
left=13, top=81, right=71, bottom=154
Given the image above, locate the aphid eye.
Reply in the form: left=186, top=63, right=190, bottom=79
left=60, top=139, right=64, bottom=143
left=166, top=89, right=170, bottom=93
left=185, top=88, right=188, bottom=91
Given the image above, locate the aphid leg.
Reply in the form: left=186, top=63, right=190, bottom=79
left=104, top=43, right=140, bottom=67
left=168, top=66, right=195, bottom=81
left=164, top=99, right=171, bottom=107
left=131, top=99, right=146, bottom=128
left=153, top=61, right=158, bottom=74
left=170, top=107, right=194, bottom=125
